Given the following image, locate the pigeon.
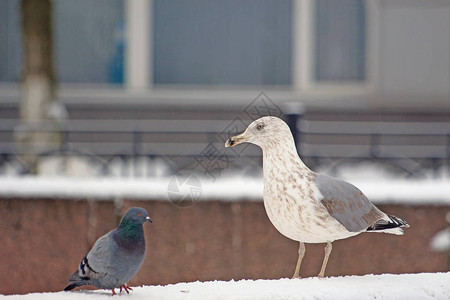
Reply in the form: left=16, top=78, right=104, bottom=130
left=64, top=207, right=152, bottom=294
left=225, top=116, right=409, bottom=278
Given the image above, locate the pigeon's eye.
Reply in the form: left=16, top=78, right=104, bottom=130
left=138, top=213, right=142, bottom=217
left=257, top=124, right=264, bottom=130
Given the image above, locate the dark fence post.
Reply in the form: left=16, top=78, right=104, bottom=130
left=283, top=102, right=306, bottom=157
left=133, top=129, right=143, bottom=177
left=370, top=134, right=381, bottom=158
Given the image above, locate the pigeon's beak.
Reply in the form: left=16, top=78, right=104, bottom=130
left=145, top=216, right=152, bottom=223
left=225, top=132, right=248, bottom=147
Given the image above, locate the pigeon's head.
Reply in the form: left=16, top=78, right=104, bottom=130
left=225, top=116, right=293, bottom=150
left=122, top=207, right=152, bottom=225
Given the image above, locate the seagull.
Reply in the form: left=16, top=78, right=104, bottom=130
left=64, top=207, right=152, bottom=295
left=225, top=116, right=409, bottom=278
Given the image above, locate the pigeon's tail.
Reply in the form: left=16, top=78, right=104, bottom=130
left=366, top=215, right=409, bottom=235
left=64, top=269, right=89, bottom=291
left=64, top=281, right=86, bottom=291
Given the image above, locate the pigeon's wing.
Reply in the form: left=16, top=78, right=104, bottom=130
left=315, top=174, right=383, bottom=232
left=85, top=232, right=114, bottom=278
left=71, top=233, right=113, bottom=282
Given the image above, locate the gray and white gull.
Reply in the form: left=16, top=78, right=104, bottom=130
left=225, top=116, right=409, bottom=278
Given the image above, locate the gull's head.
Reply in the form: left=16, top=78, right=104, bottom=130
left=225, top=116, right=293, bottom=149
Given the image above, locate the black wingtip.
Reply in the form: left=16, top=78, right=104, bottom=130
left=64, top=283, right=79, bottom=291
left=367, top=215, right=409, bottom=231
left=390, top=215, right=409, bottom=227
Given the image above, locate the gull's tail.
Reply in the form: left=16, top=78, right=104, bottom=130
left=366, top=215, right=409, bottom=235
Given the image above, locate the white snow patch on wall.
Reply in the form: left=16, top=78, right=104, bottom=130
left=431, top=229, right=450, bottom=251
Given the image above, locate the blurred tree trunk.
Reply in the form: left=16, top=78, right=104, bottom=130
left=19, top=0, right=61, bottom=174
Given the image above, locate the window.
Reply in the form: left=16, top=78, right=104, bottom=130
left=153, top=0, right=292, bottom=86
left=314, top=0, right=366, bottom=82
left=0, top=0, right=371, bottom=91
left=0, top=0, right=21, bottom=82
left=54, top=0, right=124, bottom=83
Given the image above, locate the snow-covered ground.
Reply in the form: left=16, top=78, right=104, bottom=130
left=1, top=175, right=450, bottom=205
left=1, top=273, right=449, bottom=299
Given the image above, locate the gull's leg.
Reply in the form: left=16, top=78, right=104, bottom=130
left=318, top=241, right=332, bottom=278
left=292, top=242, right=306, bottom=279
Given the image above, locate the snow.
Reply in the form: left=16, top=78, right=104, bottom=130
left=350, top=179, right=450, bottom=205
left=431, top=228, right=450, bottom=251
left=1, top=175, right=450, bottom=205
left=1, top=273, right=449, bottom=299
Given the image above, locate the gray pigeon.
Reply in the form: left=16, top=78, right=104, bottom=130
left=225, top=116, right=409, bottom=278
left=64, top=207, right=152, bottom=295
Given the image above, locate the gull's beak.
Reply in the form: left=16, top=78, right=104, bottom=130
left=145, top=216, right=152, bottom=223
left=225, top=132, right=248, bottom=147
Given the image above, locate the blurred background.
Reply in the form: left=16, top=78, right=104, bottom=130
left=0, top=0, right=449, bottom=295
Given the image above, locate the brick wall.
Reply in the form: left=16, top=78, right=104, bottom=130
left=0, top=198, right=448, bottom=295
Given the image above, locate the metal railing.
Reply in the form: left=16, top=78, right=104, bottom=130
left=0, top=113, right=449, bottom=177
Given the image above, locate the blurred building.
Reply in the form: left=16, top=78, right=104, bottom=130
left=0, top=1, right=449, bottom=295
left=0, top=0, right=449, bottom=176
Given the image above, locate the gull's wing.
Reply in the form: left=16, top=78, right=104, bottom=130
left=315, top=174, right=383, bottom=232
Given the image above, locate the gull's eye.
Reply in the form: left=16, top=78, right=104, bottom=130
left=257, top=124, right=264, bottom=130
